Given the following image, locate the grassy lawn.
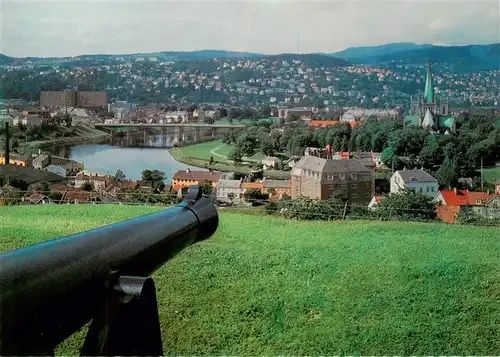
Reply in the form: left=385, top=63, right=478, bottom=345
left=482, top=167, right=500, bottom=183
left=2, top=205, right=499, bottom=355
left=169, top=140, right=288, bottom=179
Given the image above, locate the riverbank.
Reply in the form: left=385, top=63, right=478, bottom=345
left=19, top=125, right=110, bottom=155
left=169, top=140, right=291, bottom=179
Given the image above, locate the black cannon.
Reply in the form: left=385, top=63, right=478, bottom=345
left=0, top=185, right=218, bottom=356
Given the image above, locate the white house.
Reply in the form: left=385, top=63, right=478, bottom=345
left=390, top=169, right=439, bottom=198
left=45, top=164, right=67, bottom=178
left=261, top=156, right=280, bottom=170
left=216, top=179, right=244, bottom=203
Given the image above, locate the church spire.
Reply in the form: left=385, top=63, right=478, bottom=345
left=423, top=61, right=434, bottom=104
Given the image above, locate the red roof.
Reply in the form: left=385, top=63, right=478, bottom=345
left=439, top=189, right=493, bottom=206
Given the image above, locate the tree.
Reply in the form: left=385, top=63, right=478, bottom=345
left=229, top=147, right=243, bottom=165
left=31, top=181, right=50, bottom=193
left=436, top=156, right=460, bottom=188
left=261, top=139, right=275, bottom=156
left=200, top=181, right=212, bottom=196
left=142, top=169, right=166, bottom=189
left=209, top=156, right=215, bottom=166
left=82, top=181, right=94, bottom=191
left=114, top=169, right=126, bottom=181
left=332, top=136, right=341, bottom=152
left=244, top=188, right=268, bottom=202
left=340, top=136, right=348, bottom=152
left=375, top=189, right=437, bottom=221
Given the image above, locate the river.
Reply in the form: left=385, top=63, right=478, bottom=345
left=49, top=128, right=210, bottom=181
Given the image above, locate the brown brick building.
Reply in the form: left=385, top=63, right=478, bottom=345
left=291, top=156, right=374, bottom=204
left=40, top=91, right=107, bottom=109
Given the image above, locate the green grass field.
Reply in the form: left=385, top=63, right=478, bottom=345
left=482, top=167, right=500, bottom=183
left=2, top=205, right=499, bottom=355
left=174, top=140, right=264, bottom=162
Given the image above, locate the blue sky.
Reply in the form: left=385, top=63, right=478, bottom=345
left=1, top=0, right=499, bottom=57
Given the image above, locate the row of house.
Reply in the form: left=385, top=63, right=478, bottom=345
left=170, top=169, right=292, bottom=203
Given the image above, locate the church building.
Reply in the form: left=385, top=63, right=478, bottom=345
left=405, top=62, right=456, bottom=133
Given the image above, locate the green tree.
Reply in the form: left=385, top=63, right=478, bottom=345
left=200, top=181, right=213, bottom=196
left=243, top=188, right=268, bottom=202
left=142, top=169, right=166, bottom=189
left=340, top=136, right=348, bottom=152
left=82, top=182, right=94, bottom=191
left=436, top=156, right=460, bottom=188
left=114, top=169, right=126, bottom=181
left=209, top=156, right=215, bottom=166
left=261, top=139, right=275, bottom=156
left=375, top=189, right=437, bottom=221
left=332, top=136, right=341, bottom=152
left=229, top=147, right=243, bottom=165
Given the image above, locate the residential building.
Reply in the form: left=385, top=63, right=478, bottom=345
left=172, top=169, right=222, bottom=192
left=241, top=181, right=264, bottom=195
left=0, top=152, right=29, bottom=166
left=291, top=156, right=374, bottom=204
left=434, top=189, right=495, bottom=223
left=32, top=154, right=50, bottom=170
left=261, top=156, right=280, bottom=170
left=74, top=172, right=108, bottom=190
left=278, top=107, right=316, bottom=119
left=40, top=91, right=107, bottom=109
left=390, top=169, right=438, bottom=198
left=44, top=164, right=67, bottom=178
left=25, top=192, right=53, bottom=205
left=263, top=179, right=291, bottom=199
left=216, top=179, right=244, bottom=203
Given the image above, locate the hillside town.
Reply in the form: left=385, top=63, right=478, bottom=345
left=2, top=54, right=499, bottom=111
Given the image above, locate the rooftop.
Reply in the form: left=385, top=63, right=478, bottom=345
left=396, top=169, right=438, bottom=183
left=293, top=156, right=372, bottom=174
left=173, top=169, right=222, bottom=182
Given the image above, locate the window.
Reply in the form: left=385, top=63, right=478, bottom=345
left=328, top=184, right=334, bottom=191
left=351, top=183, right=357, bottom=189
left=365, top=182, right=371, bottom=188
left=426, top=186, right=430, bottom=192
left=365, top=192, right=371, bottom=197
left=341, top=183, right=347, bottom=189
left=419, top=187, right=423, bottom=193
left=431, top=186, right=435, bottom=192
left=339, top=173, right=346, bottom=180
left=351, top=173, right=357, bottom=180
left=333, top=174, right=338, bottom=180
left=352, top=193, right=357, bottom=198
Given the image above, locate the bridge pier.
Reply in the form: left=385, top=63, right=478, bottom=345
left=194, top=127, right=200, bottom=142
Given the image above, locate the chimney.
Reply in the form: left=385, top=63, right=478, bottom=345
left=186, top=168, right=191, bottom=173
left=453, top=188, right=457, bottom=194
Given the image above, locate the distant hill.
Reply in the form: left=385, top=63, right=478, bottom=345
left=331, top=42, right=433, bottom=60
left=0, top=54, right=14, bottom=65
left=334, top=43, right=500, bottom=72
left=265, top=53, right=348, bottom=67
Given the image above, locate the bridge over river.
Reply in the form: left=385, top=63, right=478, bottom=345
left=93, top=123, right=247, bottom=143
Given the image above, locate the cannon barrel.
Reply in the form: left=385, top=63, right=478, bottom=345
left=0, top=186, right=218, bottom=356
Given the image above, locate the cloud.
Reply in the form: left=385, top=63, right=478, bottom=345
left=1, top=0, right=499, bottom=57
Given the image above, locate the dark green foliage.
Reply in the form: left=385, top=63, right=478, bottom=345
left=114, top=169, right=126, bottom=181
left=243, top=188, right=268, bottom=202
left=200, top=181, right=212, bottom=196
left=81, top=182, right=94, bottom=192
left=141, top=169, right=166, bottom=189
left=374, top=190, right=437, bottom=221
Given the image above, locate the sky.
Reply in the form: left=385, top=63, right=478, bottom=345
left=1, top=0, right=499, bottom=57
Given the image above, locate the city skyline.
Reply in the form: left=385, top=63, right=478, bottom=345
left=2, top=0, right=499, bottom=58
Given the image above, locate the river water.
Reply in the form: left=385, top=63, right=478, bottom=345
left=49, top=128, right=210, bottom=181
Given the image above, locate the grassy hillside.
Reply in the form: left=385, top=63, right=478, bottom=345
left=169, top=140, right=290, bottom=179
left=1, top=205, right=499, bottom=355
